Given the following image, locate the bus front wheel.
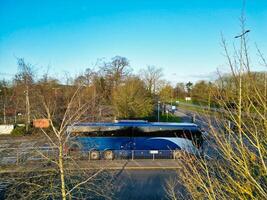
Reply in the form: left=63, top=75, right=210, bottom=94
left=90, top=150, right=100, bottom=160
left=103, top=150, right=114, bottom=160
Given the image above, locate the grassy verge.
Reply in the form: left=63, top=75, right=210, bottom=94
left=178, top=104, right=208, bottom=114
left=140, top=113, right=181, bottom=123
left=178, top=103, right=224, bottom=119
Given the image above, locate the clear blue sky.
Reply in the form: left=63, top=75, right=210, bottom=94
left=0, top=0, right=266, bottom=83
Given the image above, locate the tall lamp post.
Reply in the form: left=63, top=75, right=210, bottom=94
left=234, top=29, right=250, bottom=138
left=234, top=29, right=250, bottom=69
left=157, top=101, right=161, bottom=122
left=171, top=73, right=176, bottom=107
left=234, top=29, right=250, bottom=39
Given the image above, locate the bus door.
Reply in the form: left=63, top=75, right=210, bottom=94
left=117, top=126, right=133, bottom=151
left=132, top=125, right=160, bottom=158
left=132, top=125, right=150, bottom=153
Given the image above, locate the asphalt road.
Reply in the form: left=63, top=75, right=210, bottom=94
left=114, top=169, right=180, bottom=200
left=172, top=105, right=223, bottom=159
left=0, top=169, right=180, bottom=200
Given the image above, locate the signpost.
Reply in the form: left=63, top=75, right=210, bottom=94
left=33, top=119, right=50, bottom=128
left=150, top=150, right=159, bottom=160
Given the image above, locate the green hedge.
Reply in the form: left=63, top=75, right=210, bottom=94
left=123, top=112, right=180, bottom=122
left=11, top=126, right=26, bottom=136
left=10, top=125, right=36, bottom=136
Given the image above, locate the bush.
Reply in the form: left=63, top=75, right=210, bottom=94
left=11, top=126, right=26, bottom=136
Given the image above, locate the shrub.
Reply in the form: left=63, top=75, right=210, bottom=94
left=11, top=125, right=26, bottom=136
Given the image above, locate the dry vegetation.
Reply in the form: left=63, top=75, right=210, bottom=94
left=166, top=20, right=267, bottom=200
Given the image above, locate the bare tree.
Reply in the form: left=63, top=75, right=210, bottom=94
left=165, top=17, right=267, bottom=200
left=173, top=82, right=186, bottom=99
left=4, top=73, right=116, bottom=199
left=36, top=81, right=105, bottom=199
left=100, top=56, right=131, bottom=87
left=140, top=65, right=163, bottom=95
left=13, top=58, right=35, bottom=132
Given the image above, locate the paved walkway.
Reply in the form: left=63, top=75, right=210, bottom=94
left=0, top=160, right=182, bottom=174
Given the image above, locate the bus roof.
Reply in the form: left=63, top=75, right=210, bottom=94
left=69, top=121, right=198, bottom=128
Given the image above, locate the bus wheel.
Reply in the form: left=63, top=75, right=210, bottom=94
left=90, top=150, right=100, bottom=160
left=69, top=144, right=81, bottom=159
left=104, top=150, right=114, bottom=160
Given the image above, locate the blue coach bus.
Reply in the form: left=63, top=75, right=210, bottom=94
left=66, top=120, right=204, bottom=160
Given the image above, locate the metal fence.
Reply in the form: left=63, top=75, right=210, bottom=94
left=0, top=147, right=58, bottom=166
left=86, top=150, right=175, bottom=160
left=0, top=147, right=190, bottom=166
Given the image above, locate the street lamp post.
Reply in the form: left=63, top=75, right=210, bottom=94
left=171, top=88, right=173, bottom=107
left=157, top=101, right=161, bottom=122
left=234, top=30, right=250, bottom=39
left=234, top=29, right=250, bottom=138
left=166, top=110, right=169, bottom=122
left=171, top=73, right=176, bottom=107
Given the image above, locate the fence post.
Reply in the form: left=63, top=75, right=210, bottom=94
left=192, top=114, right=196, bottom=123
left=131, top=150, right=134, bottom=160
left=47, top=148, right=49, bottom=160
left=16, top=148, right=19, bottom=165
left=228, top=120, right=231, bottom=142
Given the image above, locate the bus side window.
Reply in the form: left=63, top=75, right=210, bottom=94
left=132, top=126, right=147, bottom=137
left=114, top=126, right=132, bottom=137
left=181, top=129, right=191, bottom=140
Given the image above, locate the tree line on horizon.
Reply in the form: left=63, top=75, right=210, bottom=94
left=0, top=55, right=266, bottom=131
